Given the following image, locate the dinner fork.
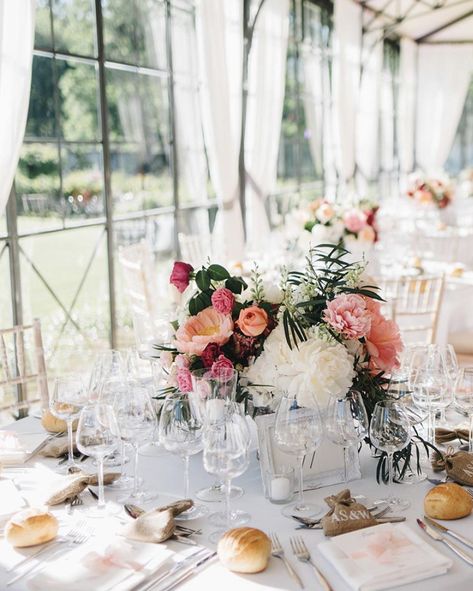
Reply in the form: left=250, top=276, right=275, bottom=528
left=66, top=495, right=84, bottom=514
left=270, top=533, right=304, bottom=589
left=290, top=536, right=332, bottom=591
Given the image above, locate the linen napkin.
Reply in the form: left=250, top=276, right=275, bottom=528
left=0, top=430, right=49, bottom=465
left=318, top=523, right=452, bottom=591
left=40, top=436, right=78, bottom=458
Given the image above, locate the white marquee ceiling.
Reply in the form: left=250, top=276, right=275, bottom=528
left=358, top=0, right=473, bottom=42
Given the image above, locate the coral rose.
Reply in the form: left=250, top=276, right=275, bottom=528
left=364, top=298, right=403, bottom=373
left=238, top=306, right=268, bottom=337
left=211, top=287, right=235, bottom=315
left=170, top=261, right=194, bottom=293
left=344, top=210, right=367, bottom=234
left=175, top=307, right=233, bottom=356
left=323, top=294, right=371, bottom=340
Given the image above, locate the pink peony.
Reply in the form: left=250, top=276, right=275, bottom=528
left=323, top=294, right=371, bottom=340
left=175, top=307, right=233, bottom=356
left=364, top=298, right=403, bottom=373
left=177, top=367, right=193, bottom=392
left=344, top=210, right=367, bottom=234
left=210, top=355, right=234, bottom=380
left=211, top=287, right=235, bottom=315
left=201, top=343, right=222, bottom=368
left=170, top=261, right=194, bottom=293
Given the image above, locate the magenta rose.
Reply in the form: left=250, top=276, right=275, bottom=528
left=211, top=287, right=235, bottom=315
left=210, top=355, right=234, bottom=380
left=170, top=261, right=194, bottom=293
left=323, top=293, right=371, bottom=340
left=177, top=367, right=193, bottom=392
left=201, top=343, right=222, bottom=368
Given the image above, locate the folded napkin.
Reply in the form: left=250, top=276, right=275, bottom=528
left=40, top=436, right=78, bottom=458
left=45, top=471, right=120, bottom=505
left=318, top=523, right=452, bottom=591
left=321, top=489, right=377, bottom=537
left=0, top=480, right=27, bottom=526
left=123, top=499, right=194, bottom=543
left=435, top=427, right=469, bottom=445
left=0, top=429, right=49, bottom=465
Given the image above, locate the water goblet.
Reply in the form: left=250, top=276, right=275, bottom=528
left=454, top=367, right=473, bottom=452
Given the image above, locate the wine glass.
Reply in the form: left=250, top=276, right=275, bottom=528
left=191, top=367, right=243, bottom=502
left=203, top=405, right=251, bottom=543
left=273, top=392, right=324, bottom=519
left=454, top=367, right=473, bottom=452
left=369, top=400, right=412, bottom=511
left=326, top=391, right=368, bottom=482
left=115, top=384, right=158, bottom=503
left=158, top=392, right=209, bottom=520
left=76, top=404, right=121, bottom=517
left=49, top=375, right=87, bottom=472
left=438, top=344, right=458, bottom=424
left=88, top=350, right=125, bottom=402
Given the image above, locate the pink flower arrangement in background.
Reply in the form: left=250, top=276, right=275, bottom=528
left=175, top=307, right=233, bottom=355
left=343, top=209, right=367, bottom=234
left=406, top=173, right=453, bottom=209
left=323, top=294, right=371, bottom=340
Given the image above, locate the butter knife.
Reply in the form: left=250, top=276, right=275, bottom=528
left=417, top=518, right=473, bottom=565
left=424, top=516, right=473, bottom=550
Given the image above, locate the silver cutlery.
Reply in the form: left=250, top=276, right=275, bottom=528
left=66, top=495, right=84, bottom=514
left=417, top=518, right=473, bottom=566
left=424, top=516, right=473, bottom=550
left=270, top=532, right=304, bottom=589
left=154, top=550, right=217, bottom=591
left=290, top=536, right=332, bottom=591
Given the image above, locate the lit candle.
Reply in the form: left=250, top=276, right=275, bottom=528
left=270, top=476, right=291, bottom=502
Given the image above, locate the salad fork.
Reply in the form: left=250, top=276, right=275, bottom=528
left=270, top=532, right=304, bottom=589
left=290, top=536, right=332, bottom=591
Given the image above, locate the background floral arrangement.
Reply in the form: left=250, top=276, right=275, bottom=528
left=406, top=172, right=453, bottom=209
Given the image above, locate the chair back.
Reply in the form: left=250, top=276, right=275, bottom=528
left=375, top=274, right=444, bottom=345
left=178, top=232, right=212, bottom=267
left=0, top=319, right=48, bottom=414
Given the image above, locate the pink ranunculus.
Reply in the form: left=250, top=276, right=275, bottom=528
left=170, top=261, right=194, bottom=293
left=177, top=367, right=193, bottom=392
left=201, top=343, right=222, bottom=368
left=211, top=287, right=235, bottom=315
left=364, top=298, right=403, bottom=373
left=343, top=209, right=367, bottom=234
left=175, top=307, right=233, bottom=356
left=210, top=355, right=234, bottom=380
left=323, top=294, right=371, bottom=340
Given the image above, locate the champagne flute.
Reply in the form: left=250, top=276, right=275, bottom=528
left=158, top=392, right=208, bottom=520
left=369, top=400, right=411, bottom=511
left=326, top=391, right=368, bottom=482
left=76, top=404, right=121, bottom=517
left=49, top=375, right=87, bottom=471
left=273, top=392, right=324, bottom=519
left=454, top=367, right=473, bottom=452
left=203, top=406, right=251, bottom=543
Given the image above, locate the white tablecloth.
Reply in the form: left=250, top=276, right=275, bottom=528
left=1, top=417, right=473, bottom=591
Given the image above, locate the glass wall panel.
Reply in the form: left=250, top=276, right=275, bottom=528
left=52, top=0, right=97, bottom=57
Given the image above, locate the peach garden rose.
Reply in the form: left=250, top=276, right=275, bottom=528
left=237, top=306, right=268, bottom=337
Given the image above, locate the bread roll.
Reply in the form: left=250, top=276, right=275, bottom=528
left=218, top=527, right=271, bottom=574
left=5, top=508, right=58, bottom=547
left=424, top=483, right=473, bottom=520
left=41, top=409, right=77, bottom=433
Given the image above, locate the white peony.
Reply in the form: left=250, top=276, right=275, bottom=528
left=245, top=324, right=291, bottom=388
left=311, top=221, right=343, bottom=245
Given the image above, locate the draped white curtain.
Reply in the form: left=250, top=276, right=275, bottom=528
left=416, top=44, right=473, bottom=172
left=0, top=0, right=36, bottom=215
left=356, top=29, right=383, bottom=190
left=302, top=45, right=323, bottom=179
left=195, top=0, right=244, bottom=261
left=332, top=0, right=362, bottom=187
left=245, top=0, right=289, bottom=250
left=397, top=38, right=417, bottom=175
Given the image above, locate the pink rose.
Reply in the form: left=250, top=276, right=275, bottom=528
left=364, top=298, right=403, bottom=373
left=211, top=287, right=235, bottom=315
left=201, top=343, right=222, bottom=368
left=323, top=294, right=371, bottom=340
left=344, top=210, right=367, bottom=234
left=177, top=367, right=193, bottom=392
left=237, top=306, right=268, bottom=337
left=175, top=307, right=233, bottom=355
left=210, top=355, right=234, bottom=380
left=170, top=261, right=194, bottom=293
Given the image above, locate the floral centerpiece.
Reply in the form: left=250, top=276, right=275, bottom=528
left=300, top=199, right=344, bottom=245
left=406, top=172, right=453, bottom=209
left=342, top=200, right=378, bottom=244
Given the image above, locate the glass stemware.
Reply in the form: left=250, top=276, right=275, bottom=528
left=115, top=384, right=158, bottom=503
left=49, top=375, right=87, bottom=472
left=437, top=344, right=458, bottom=424
left=203, top=405, right=251, bottom=543
left=191, top=367, right=243, bottom=502
left=369, top=400, right=412, bottom=511
left=326, top=391, right=368, bottom=482
left=273, top=392, right=324, bottom=519
left=76, top=404, right=121, bottom=517
left=158, top=392, right=208, bottom=520
left=454, top=367, right=473, bottom=452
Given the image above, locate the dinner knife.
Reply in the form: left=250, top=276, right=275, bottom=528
left=424, top=516, right=473, bottom=550
left=158, top=551, right=217, bottom=591
left=417, top=518, right=473, bottom=565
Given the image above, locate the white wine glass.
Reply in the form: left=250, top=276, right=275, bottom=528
left=369, top=400, right=412, bottom=512
left=76, top=404, right=121, bottom=517
left=326, top=391, right=368, bottom=482
left=273, top=392, right=324, bottom=519
left=49, top=375, right=87, bottom=472
left=455, top=367, right=473, bottom=452
left=159, top=392, right=208, bottom=520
